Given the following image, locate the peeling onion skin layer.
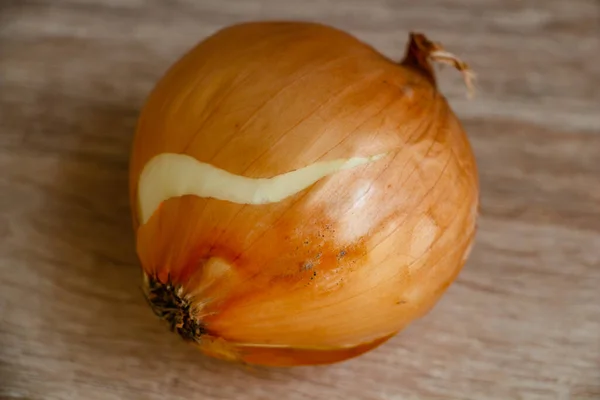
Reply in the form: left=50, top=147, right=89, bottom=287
left=129, top=21, right=480, bottom=367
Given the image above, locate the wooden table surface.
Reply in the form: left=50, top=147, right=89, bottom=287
left=1, top=1, right=599, bottom=399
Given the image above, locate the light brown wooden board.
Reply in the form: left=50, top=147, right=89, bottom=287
left=1, top=1, right=599, bottom=399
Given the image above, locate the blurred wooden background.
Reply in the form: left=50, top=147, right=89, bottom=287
left=1, top=0, right=599, bottom=399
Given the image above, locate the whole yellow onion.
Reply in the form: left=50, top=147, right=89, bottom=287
left=129, top=21, right=479, bottom=367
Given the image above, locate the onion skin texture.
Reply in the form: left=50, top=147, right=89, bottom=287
left=129, top=21, right=479, bottom=367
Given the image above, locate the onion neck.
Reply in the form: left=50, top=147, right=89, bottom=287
left=143, top=274, right=207, bottom=342
left=400, top=32, right=475, bottom=97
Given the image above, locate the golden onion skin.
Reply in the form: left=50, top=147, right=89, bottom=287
left=129, top=21, right=479, bottom=367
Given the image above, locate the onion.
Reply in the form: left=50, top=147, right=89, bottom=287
left=129, top=21, right=479, bottom=367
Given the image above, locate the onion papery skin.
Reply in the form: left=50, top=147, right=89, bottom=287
left=129, top=21, right=479, bottom=367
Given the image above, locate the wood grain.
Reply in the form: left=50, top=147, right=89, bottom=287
left=1, top=0, right=599, bottom=399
